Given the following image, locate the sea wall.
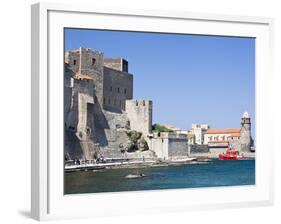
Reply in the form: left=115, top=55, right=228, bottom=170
left=149, top=132, right=189, bottom=160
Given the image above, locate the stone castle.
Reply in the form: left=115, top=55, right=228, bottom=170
left=64, top=47, right=253, bottom=161
left=64, top=47, right=153, bottom=160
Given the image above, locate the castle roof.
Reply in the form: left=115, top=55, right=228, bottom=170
left=206, top=129, right=240, bottom=134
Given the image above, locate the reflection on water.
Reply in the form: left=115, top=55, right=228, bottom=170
left=64, top=159, right=255, bottom=194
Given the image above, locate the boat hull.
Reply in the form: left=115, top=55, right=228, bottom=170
left=219, top=154, right=244, bottom=160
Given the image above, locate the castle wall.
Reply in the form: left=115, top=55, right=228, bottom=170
left=167, top=134, right=189, bottom=159
left=64, top=65, right=75, bottom=127
left=64, top=78, right=96, bottom=160
left=125, top=100, right=152, bottom=136
left=64, top=65, right=85, bottom=160
left=149, top=133, right=188, bottom=160
left=95, top=110, right=129, bottom=159
left=150, top=137, right=169, bottom=160
left=76, top=79, right=95, bottom=141
left=103, top=66, right=133, bottom=111
left=104, top=58, right=128, bottom=72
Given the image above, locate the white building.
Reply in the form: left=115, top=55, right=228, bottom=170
left=203, top=129, right=241, bottom=147
left=190, top=124, right=209, bottom=144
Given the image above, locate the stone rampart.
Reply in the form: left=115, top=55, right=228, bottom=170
left=125, top=100, right=152, bottom=135
left=148, top=132, right=189, bottom=160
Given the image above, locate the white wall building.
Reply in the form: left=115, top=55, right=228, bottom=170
left=203, top=129, right=241, bottom=147
left=191, top=124, right=209, bottom=144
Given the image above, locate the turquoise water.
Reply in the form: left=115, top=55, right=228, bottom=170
left=64, top=159, right=255, bottom=194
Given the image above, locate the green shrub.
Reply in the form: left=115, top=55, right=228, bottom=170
left=152, top=123, right=173, bottom=134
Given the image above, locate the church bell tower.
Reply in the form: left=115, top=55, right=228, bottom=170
left=240, top=112, right=252, bottom=152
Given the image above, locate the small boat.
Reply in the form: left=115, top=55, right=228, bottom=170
left=125, top=173, right=146, bottom=179
left=219, top=149, right=245, bottom=160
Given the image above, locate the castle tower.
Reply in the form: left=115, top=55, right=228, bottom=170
left=125, top=100, right=152, bottom=135
left=240, top=112, right=252, bottom=152
left=65, top=47, right=104, bottom=106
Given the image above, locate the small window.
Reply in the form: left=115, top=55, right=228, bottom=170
left=103, top=97, right=106, bottom=104
left=117, top=87, right=120, bottom=93
left=110, top=86, right=113, bottom=92
left=108, top=98, right=111, bottom=105
left=124, top=88, right=127, bottom=94
left=114, top=99, right=116, bottom=105
left=119, top=100, right=122, bottom=107
left=73, top=59, right=76, bottom=65
left=92, top=58, right=96, bottom=65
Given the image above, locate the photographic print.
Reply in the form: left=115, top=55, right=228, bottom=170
left=64, top=28, right=255, bottom=194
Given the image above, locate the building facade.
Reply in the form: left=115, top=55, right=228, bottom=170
left=203, top=129, right=241, bottom=146
left=190, top=124, right=209, bottom=144
left=202, top=112, right=253, bottom=152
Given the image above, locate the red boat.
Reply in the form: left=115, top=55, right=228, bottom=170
left=219, top=149, right=245, bottom=160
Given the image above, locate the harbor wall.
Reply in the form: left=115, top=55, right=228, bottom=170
left=149, top=132, right=189, bottom=160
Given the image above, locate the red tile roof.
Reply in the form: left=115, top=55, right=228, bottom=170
left=206, top=129, right=240, bottom=134
left=230, top=133, right=241, bottom=137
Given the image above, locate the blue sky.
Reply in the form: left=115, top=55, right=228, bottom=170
left=65, top=28, right=255, bottom=134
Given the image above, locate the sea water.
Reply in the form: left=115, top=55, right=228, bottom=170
left=64, top=159, right=255, bottom=194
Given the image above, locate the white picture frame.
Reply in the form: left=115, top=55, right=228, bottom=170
left=31, top=2, right=274, bottom=221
